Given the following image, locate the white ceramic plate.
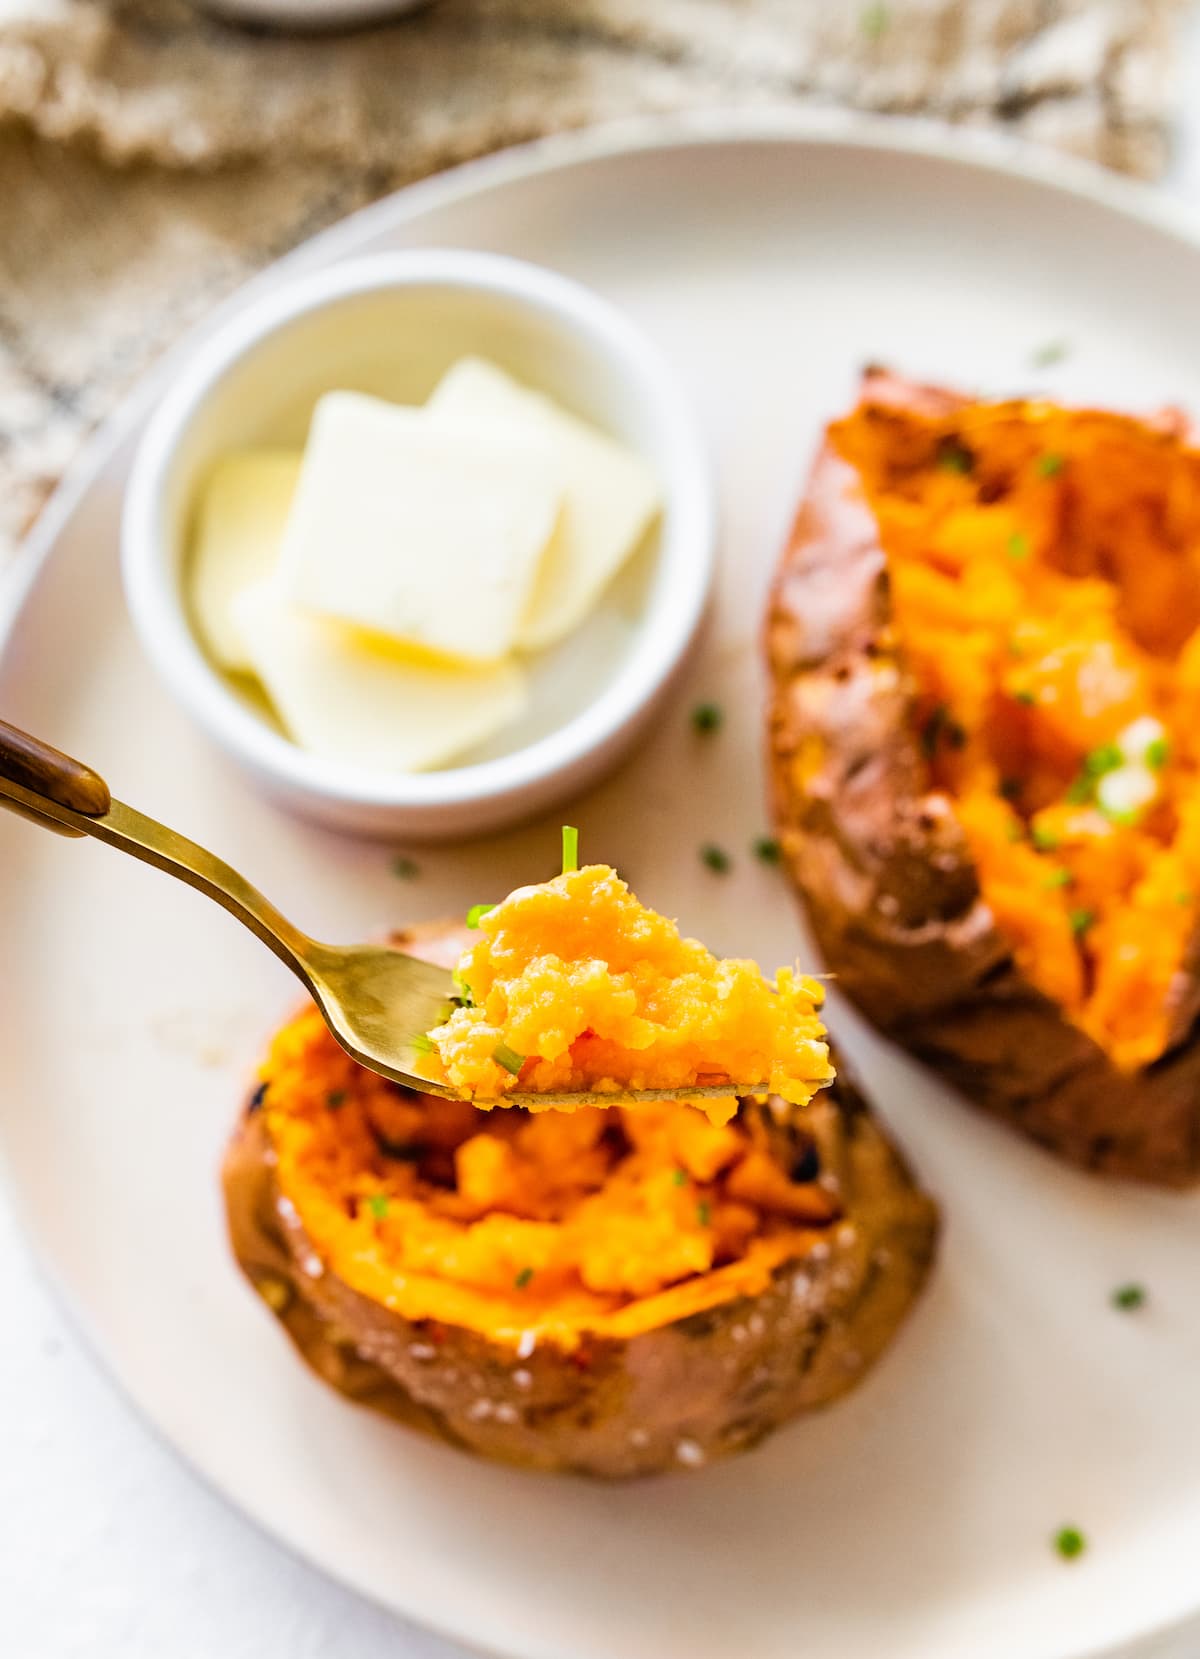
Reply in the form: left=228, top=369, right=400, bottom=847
left=3, top=113, right=1200, bottom=1659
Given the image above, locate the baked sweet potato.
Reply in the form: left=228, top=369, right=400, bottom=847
left=766, top=367, right=1200, bottom=1184
left=223, top=919, right=936, bottom=1477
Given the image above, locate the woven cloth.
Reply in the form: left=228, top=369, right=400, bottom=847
left=0, top=0, right=1187, bottom=564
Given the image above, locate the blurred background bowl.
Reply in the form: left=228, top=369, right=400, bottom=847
left=121, top=248, right=716, bottom=840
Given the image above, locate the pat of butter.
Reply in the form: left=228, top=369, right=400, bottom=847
left=428, top=358, right=661, bottom=651
left=278, top=392, right=563, bottom=662
left=190, top=451, right=302, bottom=671
left=234, top=582, right=528, bottom=773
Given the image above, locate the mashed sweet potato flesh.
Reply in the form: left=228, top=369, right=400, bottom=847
left=421, top=865, right=833, bottom=1123
left=259, top=1006, right=839, bottom=1351
left=833, top=395, right=1200, bottom=1070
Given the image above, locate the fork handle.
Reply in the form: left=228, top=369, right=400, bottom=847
left=0, top=718, right=111, bottom=828
left=0, top=716, right=315, bottom=976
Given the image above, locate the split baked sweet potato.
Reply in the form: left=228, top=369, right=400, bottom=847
left=224, top=919, right=936, bottom=1477
left=766, top=367, right=1200, bottom=1183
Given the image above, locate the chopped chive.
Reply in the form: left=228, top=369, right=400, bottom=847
left=454, top=981, right=474, bottom=1008
left=1031, top=340, right=1070, bottom=368
left=1038, top=453, right=1066, bottom=478
left=1005, top=821, right=1024, bottom=843
left=937, top=439, right=973, bottom=475
left=562, top=824, right=579, bottom=874
left=1014, top=689, right=1037, bottom=707
left=326, top=1089, right=346, bottom=1109
left=1146, top=736, right=1170, bottom=770
left=410, top=1034, right=435, bottom=1054
left=672, top=1167, right=688, bottom=1187
left=1043, top=867, right=1073, bottom=890
left=466, top=902, right=496, bottom=929
left=861, top=1, right=889, bottom=38
left=493, top=1042, right=525, bottom=1076
left=514, top=1267, right=534, bottom=1290
left=1032, top=825, right=1060, bottom=852
left=1111, top=1282, right=1146, bottom=1311
left=691, top=702, right=723, bottom=735
left=1007, top=531, right=1030, bottom=561
left=1054, top=1526, right=1086, bottom=1561
left=696, top=1200, right=712, bottom=1227
left=366, top=1194, right=389, bottom=1220
left=1065, top=774, right=1093, bottom=805
left=1084, top=743, right=1122, bottom=777
left=390, top=855, right=419, bottom=880
left=1099, top=805, right=1139, bottom=829
left=701, top=843, right=731, bottom=874
left=1069, top=907, right=1095, bottom=937
left=754, top=836, right=782, bottom=865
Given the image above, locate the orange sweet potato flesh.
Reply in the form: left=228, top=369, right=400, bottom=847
left=223, top=920, right=937, bottom=1476
left=765, top=368, right=1200, bottom=1185
left=421, top=865, right=832, bottom=1122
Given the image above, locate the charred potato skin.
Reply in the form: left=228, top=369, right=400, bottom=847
left=765, top=367, right=1200, bottom=1186
left=223, top=923, right=936, bottom=1479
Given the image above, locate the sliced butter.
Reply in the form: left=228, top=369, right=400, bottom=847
left=428, top=358, right=661, bottom=651
left=189, top=450, right=302, bottom=672
left=277, top=391, right=562, bottom=663
left=234, top=582, right=528, bottom=773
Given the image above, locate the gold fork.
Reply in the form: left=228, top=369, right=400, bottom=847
left=0, top=718, right=763, bottom=1107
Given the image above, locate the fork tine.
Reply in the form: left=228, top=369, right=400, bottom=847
left=487, top=1084, right=771, bottom=1107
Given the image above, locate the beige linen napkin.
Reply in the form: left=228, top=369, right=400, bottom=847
left=0, top=0, right=1187, bottom=563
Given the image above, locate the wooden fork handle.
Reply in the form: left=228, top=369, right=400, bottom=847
left=0, top=714, right=317, bottom=969
left=0, top=718, right=111, bottom=817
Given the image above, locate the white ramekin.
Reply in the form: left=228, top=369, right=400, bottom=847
left=121, top=249, right=716, bottom=840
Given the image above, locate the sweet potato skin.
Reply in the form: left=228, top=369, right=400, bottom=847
left=223, top=920, right=936, bottom=1478
left=765, top=368, right=1200, bottom=1185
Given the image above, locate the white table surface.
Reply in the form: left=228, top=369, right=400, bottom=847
left=7, top=20, right=1200, bottom=1656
